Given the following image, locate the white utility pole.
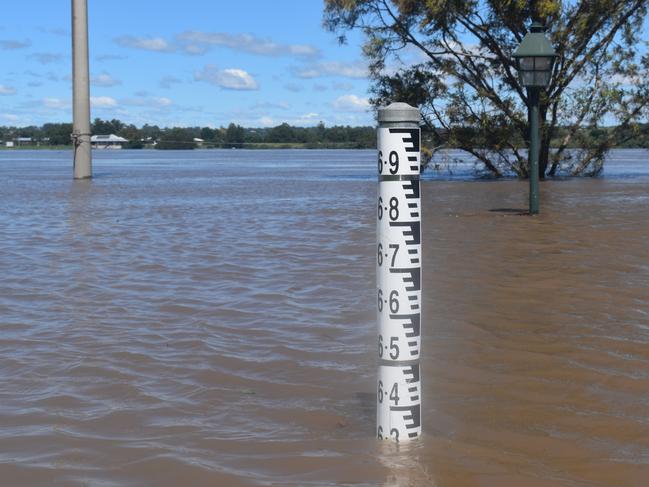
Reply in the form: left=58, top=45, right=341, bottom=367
left=71, top=0, right=92, bottom=179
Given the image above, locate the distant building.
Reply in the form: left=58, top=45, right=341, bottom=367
left=91, top=134, right=128, bottom=149
left=15, top=137, right=33, bottom=146
left=193, top=137, right=204, bottom=147
left=2, top=137, right=39, bottom=147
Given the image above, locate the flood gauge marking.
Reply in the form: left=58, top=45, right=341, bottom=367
left=376, top=116, right=422, bottom=443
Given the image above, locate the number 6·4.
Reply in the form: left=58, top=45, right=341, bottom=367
left=377, top=364, right=420, bottom=408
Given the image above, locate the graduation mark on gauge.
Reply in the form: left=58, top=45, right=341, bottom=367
left=388, top=313, right=421, bottom=357
left=386, top=128, right=421, bottom=173
left=390, top=404, right=421, bottom=439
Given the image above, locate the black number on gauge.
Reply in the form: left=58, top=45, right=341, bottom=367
left=388, top=244, right=399, bottom=266
left=388, top=151, right=399, bottom=174
left=389, top=383, right=400, bottom=405
left=389, top=290, right=399, bottom=313
left=389, top=197, right=399, bottom=220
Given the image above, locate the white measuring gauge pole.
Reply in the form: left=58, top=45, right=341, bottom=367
left=376, top=102, right=422, bottom=443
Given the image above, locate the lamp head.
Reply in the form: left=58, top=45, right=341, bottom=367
left=512, top=22, right=557, bottom=88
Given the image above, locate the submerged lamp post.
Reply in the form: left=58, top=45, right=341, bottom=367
left=513, top=22, right=557, bottom=214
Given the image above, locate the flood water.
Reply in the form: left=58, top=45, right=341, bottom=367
left=1, top=149, right=648, bottom=486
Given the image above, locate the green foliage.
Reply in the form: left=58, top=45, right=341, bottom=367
left=267, top=123, right=296, bottom=143
left=140, top=124, right=162, bottom=141
left=4, top=116, right=646, bottom=153
left=156, top=127, right=196, bottom=150
left=224, top=123, right=246, bottom=147
left=92, top=118, right=124, bottom=135
left=1, top=119, right=377, bottom=149
left=200, top=126, right=222, bottom=143
left=0, top=123, right=73, bottom=145
left=41, top=123, right=74, bottom=145
left=324, top=0, right=649, bottom=177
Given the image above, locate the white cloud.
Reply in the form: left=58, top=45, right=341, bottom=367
left=122, top=96, right=173, bottom=108
left=30, top=52, right=64, bottom=64
left=25, top=70, right=60, bottom=82
left=332, top=94, right=371, bottom=112
left=152, top=97, right=172, bottom=107
left=96, top=54, right=127, bottom=61
left=183, top=43, right=208, bottom=55
left=194, top=65, right=259, bottom=90
left=43, top=97, right=69, bottom=109
left=295, top=112, right=320, bottom=124
left=251, top=101, right=290, bottom=110
left=114, top=36, right=174, bottom=52
left=333, top=81, right=354, bottom=91
left=292, top=61, right=368, bottom=79
left=259, top=116, right=275, bottom=127
left=91, top=73, right=121, bottom=87
left=0, top=84, right=16, bottom=95
left=609, top=73, right=640, bottom=86
left=160, top=75, right=182, bottom=89
left=112, top=31, right=320, bottom=60
left=284, top=82, right=304, bottom=93
left=91, top=96, right=118, bottom=108
left=38, top=27, right=69, bottom=37
left=255, top=112, right=320, bottom=127
left=177, top=31, right=320, bottom=59
left=1, top=113, right=20, bottom=122
left=0, top=39, right=31, bottom=50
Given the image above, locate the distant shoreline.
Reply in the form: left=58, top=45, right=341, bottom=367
left=0, top=143, right=376, bottom=151
left=3, top=145, right=649, bottom=152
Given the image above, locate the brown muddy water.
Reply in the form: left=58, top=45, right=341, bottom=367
left=1, top=149, right=648, bottom=486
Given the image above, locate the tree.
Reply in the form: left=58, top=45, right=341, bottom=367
left=92, top=118, right=124, bottom=135
left=224, top=123, right=245, bottom=147
left=41, top=123, right=73, bottom=145
left=140, top=124, right=162, bottom=142
left=267, top=123, right=297, bottom=143
left=200, top=127, right=217, bottom=142
left=119, top=124, right=144, bottom=149
left=156, top=127, right=196, bottom=150
left=324, top=0, right=649, bottom=177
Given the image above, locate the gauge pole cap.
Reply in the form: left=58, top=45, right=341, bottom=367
left=378, top=102, right=421, bottom=124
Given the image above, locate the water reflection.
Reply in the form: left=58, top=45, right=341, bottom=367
left=66, top=179, right=95, bottom=232
left=378, top=440, right=435, bottom=487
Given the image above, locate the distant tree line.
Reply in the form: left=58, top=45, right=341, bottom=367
left=3, top=118, right=649, bottom=153
left=0, top=118, right=376, bottom=150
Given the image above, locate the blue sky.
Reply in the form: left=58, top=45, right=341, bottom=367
left=0, top=0, right=373, bottom=128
